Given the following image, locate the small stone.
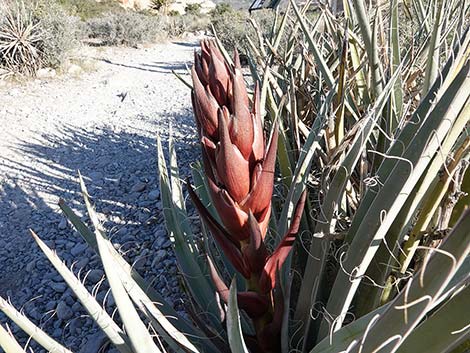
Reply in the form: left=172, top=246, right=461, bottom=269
left=58, top=218, right=68, bottom=230
left=56, top=301, right=73, bottom=321
left=133, top=256, right=146, bottom=271
left=36, top=68, right=56, bottom=78
left=131, top=181, right=146, bottom=193
left=68, top=64, right=82, bottom=75
left=155, top=249, right=166, bottom=262
left=51, top=282, right=67, bottom=293
left=79, top=332, right=107, bottom=353
left=64, top=295, right=75, bottom=306
left=72, top=302, right=82, bottom=312
left=154, top=234, right=171, bottom=248
left=26, top=260, right=36, bottom=272
left=70, top=243, right=88, bottom=257
left=76, top=257, right=89, bottom=269
left=45, top=301, right=56, bottom=311
left=89, top=171, right=103, bottom=180
left=87, top=269, right=104, bottom=284
left=53, top=328, right=62, bottom=338
left=148, top=189, right=160, bottom=200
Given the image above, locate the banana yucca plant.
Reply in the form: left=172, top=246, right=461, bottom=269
left=0, top=1, right=42, bottom=76
left=1, top=0, right=470, bottom=352
left=187, top=39, right=308, bottom=351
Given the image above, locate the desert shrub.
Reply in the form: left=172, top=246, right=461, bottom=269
left=185, top=3, right=201, bottom=15
left=56, top=0, right=122, bottom=20
left=0, top=0, right=80, bottom=75
left=165, top=12, right=210, bottom=36
left=210, top=2, right=232, bottom=17
left=35, top=1, right=83, bottom=68
left=86, top=11, right=165, bottom=47
left=150, top=0, right=170, bottom=11
left=210, top=6, right=276, bottom=53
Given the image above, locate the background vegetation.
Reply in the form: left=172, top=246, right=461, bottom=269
left=0, top=0, right=261, bottom=77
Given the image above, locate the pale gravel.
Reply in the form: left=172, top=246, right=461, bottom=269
left=0, top=38, right=202, bottom=352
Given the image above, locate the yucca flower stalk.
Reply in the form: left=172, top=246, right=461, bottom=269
left=188, top=39, right=306, bottom=352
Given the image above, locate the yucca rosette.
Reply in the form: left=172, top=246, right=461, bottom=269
left=188, top=40, right=306, bottom=352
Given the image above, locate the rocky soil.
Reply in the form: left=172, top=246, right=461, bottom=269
left=0, top=38, right=201, bottom=352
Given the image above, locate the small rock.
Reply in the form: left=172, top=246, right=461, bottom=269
left=72, top=302, right=82, bottom=312
left=45, top=301, right=56, bottom=311
left=87, top=269, right=104, bottom=284
left=56, top=301, right=73, bottom=321
left=36, top=68, right=56, bottom=79
left=58, top=218, right=68, bottom=230
left=131, top=181, right=147, bottom=193
left=155, top=236, right=171, bottom=249
left=76, top=257, right=89, bottom=269
left=133, top=256, right=146, bottom=271
left=148, top=189, right=160, bottom=200
left=26, top=260, right=36, bottom=272
left=79, top=332, right=107, bottom=353
left=51, top=282, right=67, bottom=293
left=70, top=243, right=88, bottom=257
left=68, top=64, right=82, bottom=75
left=89, top=171, right=103, bottom=180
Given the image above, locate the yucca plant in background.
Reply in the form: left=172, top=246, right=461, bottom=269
left=0, top=1, right=43, bottom=75
left=1, top=0, right=470, bottom=352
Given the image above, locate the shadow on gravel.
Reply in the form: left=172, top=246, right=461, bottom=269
left=95, top=58, right=191, bottom=74
left=0, top=110, right=198, bottom=350
left=172, top=41, right=200, bottom=48
left=0, top=112, right=198, bottom=284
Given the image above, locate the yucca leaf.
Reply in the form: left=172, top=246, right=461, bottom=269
left=450, top=168, right=470, bottom=226
left=396, top=283, right=470, bottom=353
left=353, top=0, right=383, bottom=97
left=320, top=59, right=470, bottom=338
left=278, top=89, right=331, bottom=238
left=311, top=255, right=470, bottom=353
left=310, top=303, right=391, bottom=353
left=29, top=230, right=132, bottom=353
left=169, top=129, right=198, bottom=254
left=226, top=279, right=249, bottom=353
left=0, top=324, right=26, bottom=353
left=347, top=208, right=470, bottom=352
left=357, top=89, right=470, bottom=314
left=399, top=135, right=470, bottom=272
left=422, top=0, right=445, bottom=93
left=333, top=24, right=348, bottom=147
left=290, top=1, right=334, bottom=88
left=79, top=174, right=161, bottom=353
left=296, top=61, right=403, bottom=347
left=344, top=26, right=470, bottom=252
left=389, top=0, right=403, bottom=126
left=291, top=0, right=360, bottom=120
left=0, top=297, right=72, bottom=353
left=59, top=200, right=209, bottom=353
left=157, top=134, right=221, bottom=326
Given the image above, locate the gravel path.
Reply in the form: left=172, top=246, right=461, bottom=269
left=0, top=39, right=201, bottom=352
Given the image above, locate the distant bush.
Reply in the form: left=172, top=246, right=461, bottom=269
left=210, top=2, right=232, bottom=17
left=86, top=11, right=166, bottom=47
left=56, top=0, right=122, bottom=20
left=150, top=0, right=170, bottom=11
left=164, top=12, right=210, bottom=37
left=185, top=3, right=201, bottom=15
left=0, top=0, right=80, bottom=75
left=36, top=1, right=83, bottom=68
left=211, top=6, right=276, bottom=54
